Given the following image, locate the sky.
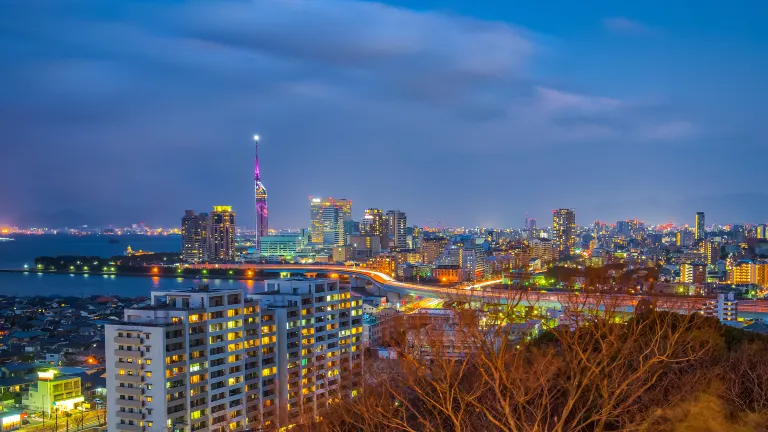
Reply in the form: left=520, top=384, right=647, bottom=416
left=1, top=0, right=766, bottom=229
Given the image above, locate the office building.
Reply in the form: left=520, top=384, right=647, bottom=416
left=695, top=212, right=705, bottom=241
left=309, top=197, right=352, bottom=245
left=182, top=210, right=208, bottom=263
left=321, top=206, right=343, bottom=246
left=259, top=231, right=309, bottom=258
left=420, top=237, right=448, bottom=265
left=254, top=135, right=268, bottom=251
left=553, top=209, right=576, bottom=255
left=360, top=208, right=386, bottom=236
left=347, top=234, right=383, bottom=259
left=208, top=206, right=236, bottom=262
left=386, top=210, right=407, bottom=250
left=105, top=280, right=363, bottom=432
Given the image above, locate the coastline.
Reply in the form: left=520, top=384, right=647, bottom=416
left=0, top=268, right=267, bottom=282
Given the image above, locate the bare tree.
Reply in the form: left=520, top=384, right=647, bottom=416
left=321, top=290, right=720, bottom=432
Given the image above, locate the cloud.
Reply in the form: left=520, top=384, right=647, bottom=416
left=603, top=17, right=653, bottom=34
left=0, top=0, right=710, bottom=227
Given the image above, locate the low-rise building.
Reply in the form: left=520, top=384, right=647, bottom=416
left=23, top=370, right=83, bottom=416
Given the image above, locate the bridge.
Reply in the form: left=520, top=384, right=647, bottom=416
left=185, top=263, right=734, bottom=314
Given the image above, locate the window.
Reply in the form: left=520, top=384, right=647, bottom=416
left=145, top=359, right=151, bottom=365
left=147, top=422, right=153, bottom=427
left=145, top=372, right=152, bottom=378
left=146, top=384, right=152, bottom=390
left=145, top=346, right=151, bottom=353
left=145, top=396, right=153, bottom=402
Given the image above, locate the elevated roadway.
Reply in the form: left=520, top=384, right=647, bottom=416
left=188, top=263, right=722, bottom=313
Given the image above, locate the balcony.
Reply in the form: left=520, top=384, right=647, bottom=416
left=115, top=374, right=143, bottom=384
left=115, top=348, right=143, bottom=358
left=115, top=423, right=142, bottom=432
left=117, top=399, right=143, bottom=409
left=114, top=336, right=142, bottom=345
left=117, top=411, right=144, bottom=421
left=117, top=387, right=143, bottom=397
left=115, top=361, right=142, bottom=371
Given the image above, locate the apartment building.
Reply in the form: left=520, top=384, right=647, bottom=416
left=105, top=279, right=363, bottom=432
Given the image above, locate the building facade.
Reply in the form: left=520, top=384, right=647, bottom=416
left=360, top=208, right=385, bottom=237
left=181, top=210, right=208, bottom=263
left=695, top=212, right=705, bottom=241
left=258, top=233, right=309, bottom=258
left=553, top=209, right=576, bottom=255
left=309, top=197, right=352, bottom=245
left=105, top=279, right=362, bottom=432
left=386, top=210, right=407, bottom=250
left=23, top=370, right=83, bottom=416
left=208, top=206, right=236, bottom=262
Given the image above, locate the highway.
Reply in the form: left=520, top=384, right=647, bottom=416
left=188, top=263, right=718, bottom=313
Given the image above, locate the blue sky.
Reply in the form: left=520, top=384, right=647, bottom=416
left=0, top=0, right=766, bottom=229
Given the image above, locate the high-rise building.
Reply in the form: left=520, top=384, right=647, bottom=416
left=420, top=236, right=448, bottom=265
left=254, top=135, right=268, bottom=251
left=758, top=224, right=767, bottom=240
left=360, top=208, right=386, bottom=236
left=321, top=205, right=343, bottom=246
left=105, top=279, right=363, bottom=432
left=704, top=240, right=721, bottom=265
left=182, top=210, right=208, bottom=263
left=528, top=218, right=537, bottom=230
left=695, top=212, right=705, bottom=241
left=386, top=210, right=407, bottom=250
left=309, top=197, right=352, bottom=245
left=553, top=209, right=576, bottom=255
left=208, top=206, right=236, bottom=261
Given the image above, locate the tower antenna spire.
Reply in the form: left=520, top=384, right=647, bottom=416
left=254, top=134, right=268, bottom=251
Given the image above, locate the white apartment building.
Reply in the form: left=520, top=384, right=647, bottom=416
left=106, top=278, right=363, bottom=432
left=701, top=292, right=738, bottom=322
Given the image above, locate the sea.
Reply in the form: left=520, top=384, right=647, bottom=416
left=0, top=234, right=263, bottom=297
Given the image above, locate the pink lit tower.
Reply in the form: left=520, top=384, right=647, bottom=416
left=253, top=135, right=268, bottom=251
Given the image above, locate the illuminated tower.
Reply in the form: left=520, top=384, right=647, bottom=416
left=254, top=135, right=268, bottom=250
left=695, top=212, right=705, bottom=241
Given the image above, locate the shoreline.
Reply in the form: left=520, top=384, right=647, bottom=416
left=0, top=268, right=267, bottom=282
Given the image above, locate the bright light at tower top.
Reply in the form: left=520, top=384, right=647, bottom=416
left=253, top=134, right=260, bottom=141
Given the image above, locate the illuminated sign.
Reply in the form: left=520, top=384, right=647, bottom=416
left=1, top=414, right=20, bottom=425
left=37, top=371, right=56, bottom=380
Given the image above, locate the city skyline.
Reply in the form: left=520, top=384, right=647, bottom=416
left=2, top=1, right=767, bottom=229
